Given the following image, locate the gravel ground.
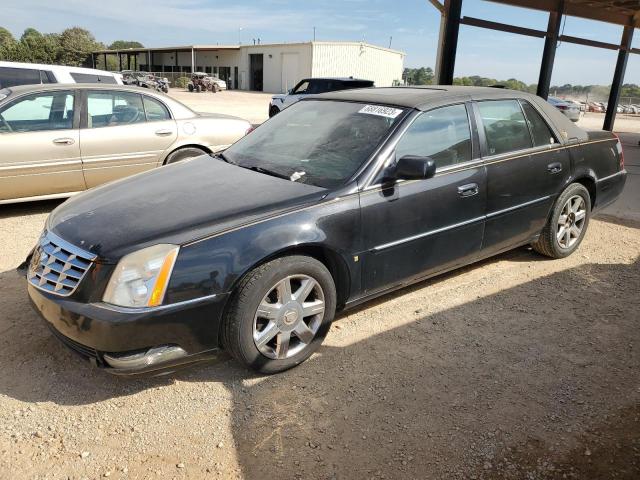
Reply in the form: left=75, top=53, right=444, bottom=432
left=0, top=198, right=638, bottom=479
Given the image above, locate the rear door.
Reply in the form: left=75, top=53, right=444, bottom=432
left=0, top=89, right=85, bottom=201
left=80, top=90, right=177, bottom=187
left=476, top=99, right=571, bottom=254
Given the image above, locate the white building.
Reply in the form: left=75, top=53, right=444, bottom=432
left=93, top=41, right=405, bottom=93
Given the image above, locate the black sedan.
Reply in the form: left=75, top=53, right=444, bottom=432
left=26, top=86, right=626, bottom=375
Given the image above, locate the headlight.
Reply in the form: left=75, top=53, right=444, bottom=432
left=102, top=244, right=179, bottom=308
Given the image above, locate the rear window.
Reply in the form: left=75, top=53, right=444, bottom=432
left=477, top=100, right=533, bottom=156
left=69, top=73, right=117, bottom=84
left=0, top=67, right=42, bottom=88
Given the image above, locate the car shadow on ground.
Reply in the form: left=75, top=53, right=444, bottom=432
left=0, top=250, right=638, bottom=477
left=0, top=199, right=62, bottom=220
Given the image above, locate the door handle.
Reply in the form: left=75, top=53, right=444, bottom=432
left=155, top=129, right=173, bottom=136
left=547, top=162, right=563, bottom=174
left=52, top=137, right=75, bottom=145
left=457, top=183, right=479, bottom=197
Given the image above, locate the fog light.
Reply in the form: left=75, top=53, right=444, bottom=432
left=103, top=345, right=187, bottom=370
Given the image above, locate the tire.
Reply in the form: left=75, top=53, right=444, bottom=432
left=269, top=105, right=280, bottom=117
left=531, top=183, right=591, bottom=259
left=164, top=147, right=208, bottom=165
left=222, top=255, right=337, bottom=374
left=188, top=84, right=194, bottom=92
left=212, top=84, right=219, bottom=93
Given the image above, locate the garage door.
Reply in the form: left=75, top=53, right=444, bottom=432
left=281, top=53, right=299, bottom=93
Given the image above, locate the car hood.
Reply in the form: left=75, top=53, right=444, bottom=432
left=271, top=94, right=287, bottom=102
left=47, top=156, right=327, bottom=262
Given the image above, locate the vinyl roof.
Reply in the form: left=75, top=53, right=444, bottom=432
left=311, top=86, right=534, bottom=110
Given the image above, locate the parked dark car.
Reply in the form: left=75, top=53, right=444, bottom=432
left=25, top=86, right=626, bottom=376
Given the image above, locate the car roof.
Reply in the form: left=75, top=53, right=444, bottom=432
left=3, top=83, right=157, bottom=96
left=310, top=85, right=553, bottom=110
left=302, top=77, right=373, bottom=82
left=0, top=61, right=117, bottom=76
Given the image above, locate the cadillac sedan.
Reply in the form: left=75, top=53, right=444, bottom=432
left=0, top=83, right=251, bottom=204
left=25, top=86, right=626, bottom=376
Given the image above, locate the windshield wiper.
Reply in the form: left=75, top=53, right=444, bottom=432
left=216, top=152, right=235, bottom=164
left=245, top=165, right=291, bottom=180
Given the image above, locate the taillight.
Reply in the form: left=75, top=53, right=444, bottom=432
left=557, top=105, right=568, bottom=111
left=613, top=133, right=624, bottom=170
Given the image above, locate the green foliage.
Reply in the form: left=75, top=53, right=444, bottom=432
left=403, top=67, right=434, bottom=85
left=174, top=76, right=191, bottom=89
left=0, top=27, right=15, bottom=48
left=57, top=27, right=102, bottom=66
left=108, top=40, right=144, bottom=50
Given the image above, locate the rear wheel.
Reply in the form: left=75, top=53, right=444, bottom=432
left=188, top=84, right=194, bottom=92
left=164, top=147, right=208, bottom=165
left=532, top=183, right=591, bottom=258
left=196, top=84, right=202, bottom=93
left=222, top=256, right=336, bottom=374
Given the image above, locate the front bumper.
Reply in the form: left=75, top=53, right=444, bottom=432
left=27, top=283, right=229, bottom=376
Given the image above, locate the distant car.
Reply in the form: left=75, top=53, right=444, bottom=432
left=547, top=96, right=580, bottom=122
left=269, top=77, right=374, bottom=117
left=0, top=83, right=251, bottom=204
left=121, top=71, right=169, bottom=93
left=587, top=102, right=604, bottom=113
left=0, top=61, right=123, bottom=89
left=187, top=72, right=227, bottom=93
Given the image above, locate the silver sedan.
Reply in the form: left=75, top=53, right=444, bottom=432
left=547, top=96, right=580, bottom=122
left=0, top=83, right=251, bottom=204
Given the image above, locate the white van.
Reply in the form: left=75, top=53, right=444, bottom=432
left=0, top=61, right=123, bottom=89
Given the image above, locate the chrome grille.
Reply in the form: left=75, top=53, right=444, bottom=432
left=27, top=231, right=97, bottom=297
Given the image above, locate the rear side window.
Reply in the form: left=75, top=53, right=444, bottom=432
left=477, top=100, right=532, bottom=156
left=395, top=104, right=472, bottom=168
left=70, top=73, right=117, bottom=84
left=87, top=91, right=145, bottom=128
left=0, top=67, right=42, bottom=88
left=143, top=96, right=171, bottom=121
left=520, top=101, right=557, bottom=147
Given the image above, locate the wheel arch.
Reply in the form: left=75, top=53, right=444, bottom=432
left=571, top=175, right=597, bottom=209
left=161, top=144, right=212, bottom=165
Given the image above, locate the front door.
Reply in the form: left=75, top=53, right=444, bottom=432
left=361, top=103, right=486, bottom=294
left=0, top=89, right=85, bottom=201
left=475, top=99, right=572, bottom=254
left=80, top=90, right=177, bottom=188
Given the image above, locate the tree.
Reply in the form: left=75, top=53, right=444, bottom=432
left=108, top=40, right=144, bottom=50
left=19, top=28, right=59, bottom=63
left=0, top=27, right=14, bottom=49
left=56, top=27, right=102, bottom=66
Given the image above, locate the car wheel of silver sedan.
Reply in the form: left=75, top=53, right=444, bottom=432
left=532, top=182, right=591, bottom=259
left=223, top=255, right=336, bottom=374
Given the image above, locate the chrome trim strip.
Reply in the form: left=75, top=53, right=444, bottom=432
left=596, top=170, right=626, bottom=183
left=44, top=230, right=98, bottom=261
left=372, top=216, right=485, bottom=252
left=486, top=195, right=551, bottom=218
left=371, top=195, right=552, bottom=252
left=93, top=293, right=219, bottom=313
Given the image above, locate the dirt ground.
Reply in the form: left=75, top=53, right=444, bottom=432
left=0, top=196, right=639, bottom=480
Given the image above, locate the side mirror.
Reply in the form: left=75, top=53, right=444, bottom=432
left=395, top=155, right=437, bottom=180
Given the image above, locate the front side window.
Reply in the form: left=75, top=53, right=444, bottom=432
left=477, top=100, right=532, bottom=156
left=224, top=100, right=406, bottom=189
left=292, top=81, right=310, bottom=94
left=395, top=104, right=472, bottom=168
left=143, top=96, right=171, bottom=121
left=520, top=101, right=557, bottom=147
left=0, top=91, right=74, bottom=133
left=87, top=91, right=145, bottom=128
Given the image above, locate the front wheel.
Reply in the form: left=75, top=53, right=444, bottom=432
left=222, top=256, right=336, bottom=374
left=532, top=183, right=591, bottom=258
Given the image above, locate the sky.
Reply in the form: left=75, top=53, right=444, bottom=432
left=2, top=0, right=638, bottom=86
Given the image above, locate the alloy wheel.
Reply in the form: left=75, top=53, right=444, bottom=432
left=556, top=195, right=586, bottom=249
left=253, top=275, right=325, bottom=359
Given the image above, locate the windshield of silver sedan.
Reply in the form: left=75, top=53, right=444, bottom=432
left=222, top=100, right=406, bottom=189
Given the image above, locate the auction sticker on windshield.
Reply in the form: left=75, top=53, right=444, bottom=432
left=358, top=105, right=403, bottom=118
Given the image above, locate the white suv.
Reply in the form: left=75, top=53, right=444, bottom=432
left=0, top=61, right=123, bottom=89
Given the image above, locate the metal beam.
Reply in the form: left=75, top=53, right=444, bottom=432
left=427, top=0, right=444, bottom=13
left=558, top=34, right=619, bottom=51
left=537, top=1, right=563, bottom=99
left=460, top=16, right=546, bottom=37
left=118, top=52, right=122, bottom=71
left=437, top=0, right=464, bottom=85
left=604, top=25, right=634, bottom=131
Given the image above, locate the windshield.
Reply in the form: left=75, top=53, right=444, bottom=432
left=224, top=100, right=406, bottom=188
